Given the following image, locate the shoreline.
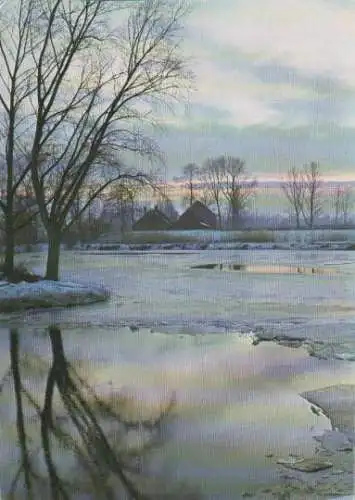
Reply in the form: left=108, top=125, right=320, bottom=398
left=77, top=241, right=355, bottom=252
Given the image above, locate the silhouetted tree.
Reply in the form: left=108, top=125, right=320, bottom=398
left=199, top=158, right=225, bottom=229
left=302, top=162, right=322, bottom=229
left=221, top=156, right=256, bottom=229
left=281, top=166, right=305, bottom=229
left=182, top=163, right=199, bottom=207
left=333, top=184, right=352, bottom=227
left=0, top=0, right=191, bottom=280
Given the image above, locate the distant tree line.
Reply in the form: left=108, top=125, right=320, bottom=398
left=281, top=162, right=353, bottom=229
left=178, top=159, right=353, bottom=230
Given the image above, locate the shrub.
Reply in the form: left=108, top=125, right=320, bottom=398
left=309, top=231, right=349, bottom=243
left=237, top=230, right=275, bottom=243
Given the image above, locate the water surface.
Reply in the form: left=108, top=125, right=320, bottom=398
left=0, top=249, right=354, bottom=498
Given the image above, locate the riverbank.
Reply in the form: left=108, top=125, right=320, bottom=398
left=76, top=240, right=355, bottom=252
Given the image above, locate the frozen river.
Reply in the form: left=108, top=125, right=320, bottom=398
left=6, top=248, right=355, bottom=354
left=0, top=249, right=354, bottom=498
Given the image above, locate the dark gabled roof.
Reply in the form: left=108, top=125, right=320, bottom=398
left=132, top=207, right=172, bottom=231
left=170, top=200, right=217, bottom=230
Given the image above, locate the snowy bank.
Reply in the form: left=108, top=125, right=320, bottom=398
left=76, top=240, right=355, bottom=253
left=0, top=279, right=109, bottom=312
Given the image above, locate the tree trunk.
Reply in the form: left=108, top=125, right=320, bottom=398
left=231, top=206, right=240, bottom=230
left=215, top=201, right=222, bottom=229
left=4, top=210, right=15, bottom=280
left=295, top=210, right=301, bottom=229
left=45, top=230, right=62, bottom=281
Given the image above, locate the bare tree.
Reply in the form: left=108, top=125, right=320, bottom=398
left=220, top=156, right=256, bottom=229
left=197, top=181, right=214, bottom=207
left=302, top=161, right=322, bottom=229
left=156, top=196, right=179, bottom=221
left=282, top=162, right=322, bottom=229
left=0, top=0, right=38, bottom=277
left=199, top=158, right=226, bottom=229
left=107, top=177, right=145, bottom=233
left=182, top=162, right=199, bottom=207
left=333, top=184, right=352, bottom=227
left=0, top=0, right=191, bottom=280
left=149, top=174, right=179, bottom=221
left=63, top=181, right=111, bottom=246
left=281, top=166, right=306, bottom=229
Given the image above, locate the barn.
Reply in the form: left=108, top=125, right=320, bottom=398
left=132, top=207, right=172, bottom=231
left=170, top=201, right=217, bottom=230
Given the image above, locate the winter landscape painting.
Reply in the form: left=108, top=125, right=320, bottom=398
left=0, top=0, right=354, bottom=499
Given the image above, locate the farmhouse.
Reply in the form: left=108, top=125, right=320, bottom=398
left=170, top=201, right=217, bottom=230
left=132, top=207, right=172, bottom=231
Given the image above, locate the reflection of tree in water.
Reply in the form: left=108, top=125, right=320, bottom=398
left=4, top=326, right=200, bottom=499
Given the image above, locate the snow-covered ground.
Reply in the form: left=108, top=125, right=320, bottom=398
left=0, top=279, right=109, bottom=312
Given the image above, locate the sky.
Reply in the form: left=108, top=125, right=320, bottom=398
left=150, top=0, right=355, bottom=181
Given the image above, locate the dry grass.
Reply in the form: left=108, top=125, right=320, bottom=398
left=309, top=231, right=349, bottom=242
left=236, top=230, right=275, bottom=243
left=119, top=232, right=199, bottom=245
left=100, top=230, right=277, bottom=246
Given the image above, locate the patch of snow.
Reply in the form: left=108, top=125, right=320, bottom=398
left=0, top=279, right=109, bottom=312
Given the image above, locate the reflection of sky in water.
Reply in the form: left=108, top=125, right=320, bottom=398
left=75, top=329, right=351, bottom=497
left=3, top=328, right=351, bottom=498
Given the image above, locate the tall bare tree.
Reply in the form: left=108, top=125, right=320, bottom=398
left=199, top=157, right=226, bottom=229
left=281, top=166, right=306, bottom=229
left=302, top=161, right=322, bottom=229
left=197, top=178, right=214, bottom=207
left=107, top=177, right=145, bottom=233
left=0, top=0, right=36, bottom=278
left=221, top=156, right=256, bottom=229
left=182, top=162, right=199, bottom=207
left=333, top=184, right=352, bottom=227
left=0, top=0, right=191, bottom=280
left=63, top=180, right=110, bottom=246
left=152, top=178, right=179, bottom=221
left=282, top=162, right=322, bottom=229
